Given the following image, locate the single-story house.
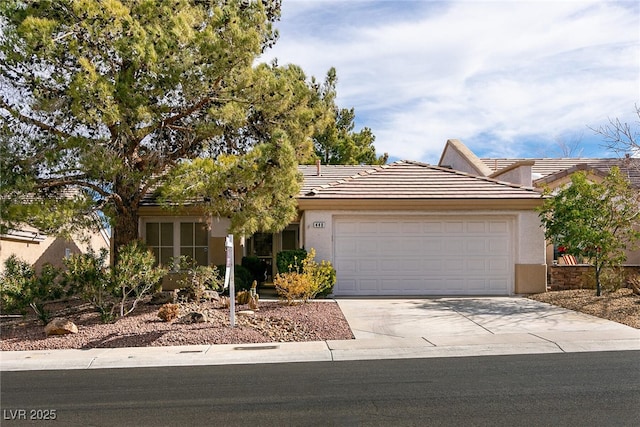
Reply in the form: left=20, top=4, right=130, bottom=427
left=139, top=159, right=548, bottom=296
left=439, top=138, right=640, bottom=265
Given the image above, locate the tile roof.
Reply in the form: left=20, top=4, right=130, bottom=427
left=298, top=164, right=376, bottom=195
left=481, top=158, right=640, bottom=187
left=301, top=161, right=542, bottom=200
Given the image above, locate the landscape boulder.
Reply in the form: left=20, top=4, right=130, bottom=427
left=44, top=318, right=78, bottom=336
left=150, top=291, right=177, bottom=305
left=183, top=311, right=207, bottom=323
left=203, top=290, right=220, bottom=302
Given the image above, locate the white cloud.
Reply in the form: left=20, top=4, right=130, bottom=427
left=262, top=0, right=640, bottom=163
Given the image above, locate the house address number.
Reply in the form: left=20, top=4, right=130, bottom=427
left=312, top=221, right=325, bottom=229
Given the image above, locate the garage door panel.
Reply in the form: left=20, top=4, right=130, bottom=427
left=423, top=240, right=443, bottom=254
left=379, top=221, right=402, bottom=234
left=467, top=221, right=487, bottom=233
left=422, top=222, right=443, bottom=233
left=333, top=217, right=513, bottom=296
left=466, top=239, right=488, bottom=253
left=468, top=279, right=488, bottom=291
left=443, top=239, right=464, bottom=254
left=490, top=221, right=509, bottom=233
left=466, top=259, right=487, bottom=272
left=445, top=222, right=464, bottom=233
left=401, top=222, right=423, bottom=234
left=359, top=279, right=378, bottom=291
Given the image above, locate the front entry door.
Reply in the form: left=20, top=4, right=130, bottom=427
left=251, top=233, right=274, bottom=282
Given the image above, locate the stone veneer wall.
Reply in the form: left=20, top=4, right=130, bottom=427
left=548, top=265, right=640, bottom=291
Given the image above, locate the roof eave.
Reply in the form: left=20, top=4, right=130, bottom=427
left=298, top=197, right=544, bottom=211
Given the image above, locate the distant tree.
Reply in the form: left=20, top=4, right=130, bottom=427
left=538, top=168, right=640, bottom=296
left=312, top=68, right=387, bottom=165
left=555, top=133, right=584, bottom=157
left=0, top=1, right=333, bottom=260
left=591, top=105, right=640, bottom=157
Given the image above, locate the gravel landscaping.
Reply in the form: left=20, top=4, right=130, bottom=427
left=0, top=298, right=354, bottom=351
left=2, top=288, right=638, bottom=352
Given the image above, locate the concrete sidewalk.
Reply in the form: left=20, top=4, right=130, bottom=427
left=2, top=297, right=639, bottom=371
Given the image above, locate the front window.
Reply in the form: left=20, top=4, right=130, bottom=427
left=146, top=222, right=174, bottom=266
left=144, top=220, right=209, bottom=267
left=180, top=222, right=208, bottom=266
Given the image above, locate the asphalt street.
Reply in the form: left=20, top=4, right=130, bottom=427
left=2, top=351, right=639, bottom=426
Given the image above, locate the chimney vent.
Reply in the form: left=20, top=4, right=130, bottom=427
left=316, top=159, right=322, bottom=176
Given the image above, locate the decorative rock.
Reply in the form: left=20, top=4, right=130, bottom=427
left=238, top=310, right=255, bottom=316
left=150, top=291, right=177, bottom=305
left=202, top=290, right=220, bottom=302
left=44, top=318, right=78, bottom=336
left=183, top=311, right=207, bottom=323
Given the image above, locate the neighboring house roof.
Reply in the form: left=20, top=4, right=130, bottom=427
left=300, top=161, right=541, bottom=200
left=481, top=157, right=640, bottom=187
left=0, top=229, right=47, bottom=243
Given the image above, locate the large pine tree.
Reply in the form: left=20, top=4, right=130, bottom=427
left=0, top=1, right=332, bottom=259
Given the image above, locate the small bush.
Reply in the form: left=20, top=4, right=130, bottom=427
left=64, top=242, right=167, bottom=322
left=276, top=249, right=307, bottom=274
left=274, top=271, right=313, bottom=305
left=113, top=241, right=168, bottom=317
left=216, top=264, right=253, bottom=291
left=63, top=248, right=115, bottom=322
left=309, top=258, right=337, bottom=298
left=274, top=248, right=336, bottom=303
left=241, top=256, right=268, bottom=285
left=0, top=256, right=64, bottom=323
left=582, top=266, right=627, bottom=292
left=157, top=303, right=180, bottom=322
left=173, top=256, right=222, bottom=302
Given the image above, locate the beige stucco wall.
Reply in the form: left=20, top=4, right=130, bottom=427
left=439, top=143, right=491, bottom=176
left=491, top=163, right=533, bottom=187
left=0, top=226, right=109, bottom=273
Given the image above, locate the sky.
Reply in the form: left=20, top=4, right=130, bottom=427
left=259, top=0, right=640, bottom=164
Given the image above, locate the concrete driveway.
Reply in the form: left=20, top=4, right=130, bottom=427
left=332, top=297, right=640, bottom=359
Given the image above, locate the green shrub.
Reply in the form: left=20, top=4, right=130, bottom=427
left=276, top=249, right=307, bottom=274
left=64, top=242, right=167, bottom=322
left=63, top=248, right=116, bottom=322
left=113, top=241, right=167, bottom=317
left=1, top=255, right=36, bottom=314
left=216, top=264, right=253, bottom=291
left=241, top=256, right=268, bottom=284
left=0, top=256, right=64, bottom=323
left=172, top=256, right=221, bottom=302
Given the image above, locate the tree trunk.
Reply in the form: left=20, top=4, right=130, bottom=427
left=111, top=178, right=143, bottom=265
left=595, top=265, right=602, bottom=297
left=112, top=204, right=140, bottom=265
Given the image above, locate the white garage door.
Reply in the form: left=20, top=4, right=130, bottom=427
left=333, top=216, right=513, bottom=296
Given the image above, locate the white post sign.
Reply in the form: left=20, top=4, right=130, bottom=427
left=225, top=234, right=235, bottom=328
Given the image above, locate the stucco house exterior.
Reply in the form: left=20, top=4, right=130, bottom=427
left=0, top=223, right=110, bottom=274
left=139, top=159, right=548, bottom=296
left=439, top=138, right=640, bottom=266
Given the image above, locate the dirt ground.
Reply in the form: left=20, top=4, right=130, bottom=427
left=528, top=288, right=640, bottom=329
